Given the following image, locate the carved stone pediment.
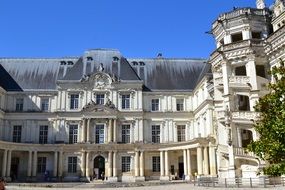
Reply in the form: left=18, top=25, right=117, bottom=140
left=82, top=100, right=117, bottom=113
left=81, top=72, right=113, bottom=89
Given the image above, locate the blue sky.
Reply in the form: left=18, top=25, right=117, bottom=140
left=0, top=0, right=274, bottom=58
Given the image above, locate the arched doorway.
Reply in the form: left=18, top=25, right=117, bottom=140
left=93, top=156, right=105, bottom=180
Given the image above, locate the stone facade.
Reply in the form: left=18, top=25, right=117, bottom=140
left=0, top=0, right=284, bottom=183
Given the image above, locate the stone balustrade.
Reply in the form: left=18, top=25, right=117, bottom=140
left=234, top=147, right=256, bottom=158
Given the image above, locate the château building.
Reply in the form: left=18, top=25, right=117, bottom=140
left=0, top=0, right=284, bottom=182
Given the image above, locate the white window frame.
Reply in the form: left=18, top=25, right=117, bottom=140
left=40, top=98, right=49, bottom=111
left=13, top=125, right=22, bottom=142
left=121, top=156, right=131, bottom=172
left=68, top=157, right=77, bottom=173
left=151, top=99, right=159, bottom=111
left=151, top=125, right=160, bottom=143
left=15, top=98, right=24, bottom=111
left=70, top=94, right=79, bottom=110
left=69, top=124, right=78, bottom=144
left=39, top=125, right=48, bottom=144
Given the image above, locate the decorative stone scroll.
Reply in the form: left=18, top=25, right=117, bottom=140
left=82, top=99, right=116, bottom=112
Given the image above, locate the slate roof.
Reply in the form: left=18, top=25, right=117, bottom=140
left=0, top=49, right=211, bottom=92
left=128, top=58, right=210, bottom=91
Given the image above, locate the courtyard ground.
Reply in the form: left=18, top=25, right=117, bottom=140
left=5, top=182, right=285, bottom=190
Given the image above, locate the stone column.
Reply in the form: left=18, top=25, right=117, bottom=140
left=81, top=152, right=86, bottom=177
left=197, top=146, right=203, bottom=175
left=135, top=151, right=139, bottom=177
left=86, top=152, right=90, bottom=178
left=187, top=149, right=192, bottom=178
left=27, top=151, right=32, bottom=177
left=203, top=147, right=209, bottom=175
left=108, top=119, right=113, bottom=143
left=86, top=119, right=91, bottom=142
left=113, top=151, right=117, bottom=177
left=32, top=151, right=37, bottom=177
left=6, top=150, right=12, bottom=178
left=140, top=151, right=144, bottom=177
left=1, top=149, right=7, bottom=177
left=247, top=59, right=258, bottom=90
left=53, top=151, right=58, bottom=177
left=209, top=145, right=217, bottom=176
left=113, top=119, right=117, bottom=143
left=58, top=151, right=63, bottom=178
left=165, top=151, right=169, bottom=176
left=183, top=149, right=188, bottom=176
left=82, top=119, right=86, bottom=142
left=108, top=151, right=113, bottom=177
left=237, top=128, right=242, bottom=147
left=160, top=151, right=165, bottom=177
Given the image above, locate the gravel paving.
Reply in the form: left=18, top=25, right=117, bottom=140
left=5, top=183, right=285, bottom=190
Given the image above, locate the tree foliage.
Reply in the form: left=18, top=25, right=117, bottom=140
left=248, top=60, right=285, bottom=176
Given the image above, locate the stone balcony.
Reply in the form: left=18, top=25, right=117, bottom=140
left=214, top=76, right=250, bottom=90
left=234, top=147, right=257, bottom=158
left=216, top=111, right=260, bottom=124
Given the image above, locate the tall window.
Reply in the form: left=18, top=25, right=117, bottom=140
left=121, top=94, right=130, bottom=109
left=176, top=99, right=184, bottom=111
left=152, top=156, right=160, bottom=172
left=151, top=99, right=159, bottom=111
left=68, top=157, right=77, bottom=173
left=122, top=156, right=131, bottom=172
left=95, top=125, right=104, bottom=144
left=152, top=125, right=160, bottom=143
left=15, top=98, right=24, bottom=111
left=41, top=98, right=49, bottom=111
left=39, top=125, right=48, bottom=144
left=96, top=94, right=105, bottom=105
left=13, top=125, right=22, bottom=142
left=177, top=125, right=186, bottom=142
left=70, top=94, right=79, bottom=110
left=69, top=125, right=78, bottom=144
left=122, top=125, right=130, bottom=143
left=37, top=157, right=47, bottom=173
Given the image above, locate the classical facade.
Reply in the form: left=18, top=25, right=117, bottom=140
left=0, top=0, right=284, bottom=183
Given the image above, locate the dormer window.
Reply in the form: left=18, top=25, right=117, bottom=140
left=113, top=56, right=119, bottom=62
left=60, top=61, right=66, bottom=65
left=87, top=56, right=93, bottom=61
left=67, top=61, right=74, bottom=65
left=132, top=61, right=138, bottom=66
left=139, top=61, right=145, bottom=66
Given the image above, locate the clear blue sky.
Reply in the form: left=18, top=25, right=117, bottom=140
left=0, top=0, right=274, bottom=59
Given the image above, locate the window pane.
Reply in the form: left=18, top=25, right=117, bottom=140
left=96, top=94, right=105, bottom=105
left=122, top=156, right=131, bottom=172
left=41, top=98, right=49, bottom=111
left=39, top=125, right=48, bottom=144
left=152, top=156, right=160, bottom=172
left=69, top=125, right=78, bottom=144
left=152, top=125, right=160, bottom=143
left=13, top=125, right=22, bottom=142
left=95, top=125, right=104, bottom=144
left=177, top=125, right=186, bottom=142
left=151, top=99, right=159, bottom=111
left=16, top=98, right=24, bottom=111
left=122, top=125, right=130, bottom=143
left=176, top=99, right=184, bottom=111
left=70, top=94, right=79, bottom=109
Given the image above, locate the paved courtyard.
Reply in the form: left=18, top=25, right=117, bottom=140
left=5, top=183, right=285, bottom=190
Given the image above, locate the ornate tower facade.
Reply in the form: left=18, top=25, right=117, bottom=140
left=209, top=6, right=271, bottom=178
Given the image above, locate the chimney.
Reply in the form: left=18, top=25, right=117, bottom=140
left=256, top=0, right=266, bottom=9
